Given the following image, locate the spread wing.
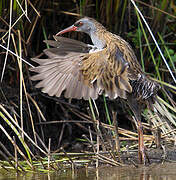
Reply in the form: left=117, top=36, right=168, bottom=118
left=30, top=37, right=132, bottom=100
left=30, top=37, right=99, bottom=100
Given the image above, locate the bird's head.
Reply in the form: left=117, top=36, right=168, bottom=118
left=56, top=17, right=97, bottom=36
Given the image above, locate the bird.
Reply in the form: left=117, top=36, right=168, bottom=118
left=30, top=17, right=159, bottom=164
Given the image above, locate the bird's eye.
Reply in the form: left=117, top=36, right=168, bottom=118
left=74, top=21, right=83, bottom=27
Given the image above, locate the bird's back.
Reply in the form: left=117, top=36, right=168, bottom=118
left=95, top=29, right=159, bottom=101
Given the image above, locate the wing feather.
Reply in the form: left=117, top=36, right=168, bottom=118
left=30, top=51, right=99, bottom=100
left=30, top=36, right=133, bottom=100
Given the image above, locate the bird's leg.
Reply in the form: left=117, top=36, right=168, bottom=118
left=127, top=94, right=148, bottom=164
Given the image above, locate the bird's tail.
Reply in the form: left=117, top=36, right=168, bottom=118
left=131, top=74, right=160, bottom=101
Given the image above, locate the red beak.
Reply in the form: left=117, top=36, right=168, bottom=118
left=56, top=25, right=77, bottom=36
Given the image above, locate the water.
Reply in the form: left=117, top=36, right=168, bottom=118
left=0, top=163, right=176, bottom=180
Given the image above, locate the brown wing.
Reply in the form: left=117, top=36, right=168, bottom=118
left=30, top=37, right=132, bottom=100
left=30, top=55, right=99, bottom=100
left=109, top=34, right=159, bottom=100
left=43, top=36, right=92, bottom=57
left=30, top=38, right=99, bottom=100
left=110, top=34, right=143, bottom=80
left=80, top=45, right=132, bottom=99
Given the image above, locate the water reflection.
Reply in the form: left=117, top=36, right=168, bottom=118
left=96, top=163, right=176, bottom=180
left=0, top=163, right=176, bottom=180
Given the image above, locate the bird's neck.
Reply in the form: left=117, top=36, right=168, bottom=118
left=89, top=29, right=106, bottom=49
